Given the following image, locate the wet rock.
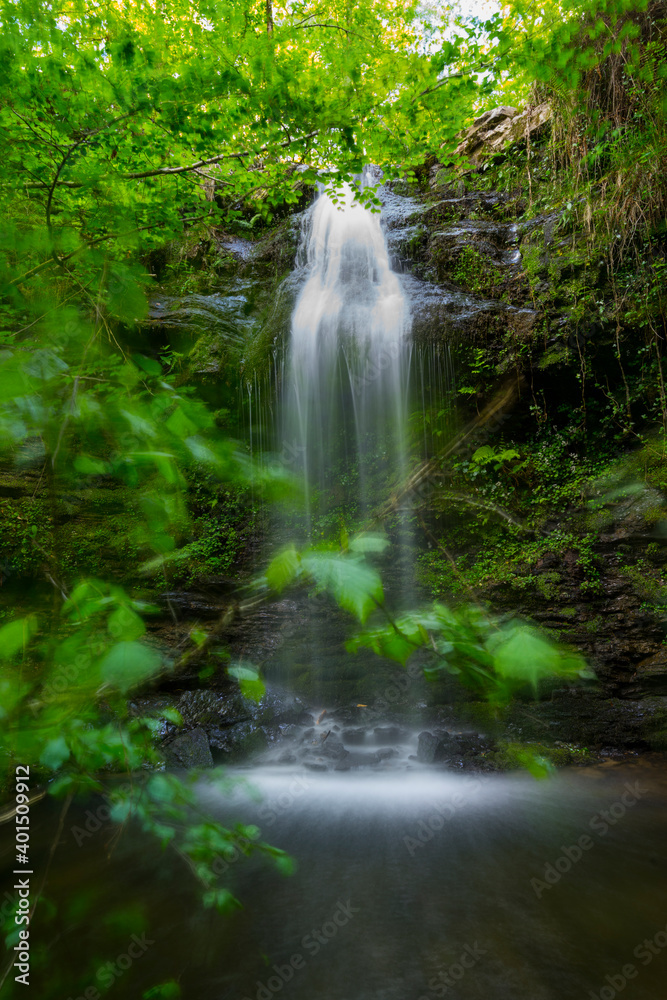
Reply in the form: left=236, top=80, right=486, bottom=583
left=502, top=690, right=664, bottom=751
left=343, top=728, right=368, bottom=745
left=373, top=726, right=410, bottom=745
left=147, top=289, right=253, bottom=346
left=400, top=272, right=510, bottom=343
left=208, top=721, right=269, bottom=761
left=629, top=650, right=667, bottom=697
left=166, top=728, right=213, bottom=768
left=417, top=730, right=458, bottom=763
left=243, top=691, right=312, bottom=728
left=307, top=732, right=348, bottom=760
left=175, top=689, right=248, bottom=729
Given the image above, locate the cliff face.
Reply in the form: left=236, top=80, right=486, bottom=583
left=379, top=104, right=667, bottom=751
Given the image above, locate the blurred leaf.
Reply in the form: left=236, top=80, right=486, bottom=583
left=143, top=983, right=182, bottom=1000
left=0, top=616, right=38, bottom=660
left=266, top=545, right=300, bottom=592
left=40, top=735, right=70, bottom=770
left=228, top=663, right=265, bottom=702
left=301, top=552, right=383, bottom=623
left=108, top=606, right=146, bottom=642
left=348, top=533, right=389, bottom=554
left=99, top=642, right=162, bottom=693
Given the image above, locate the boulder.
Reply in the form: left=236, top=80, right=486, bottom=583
left=166, top=727, right=214, bottom=768
left=455, top=103, right=552, bottom=166
left=417, top=730, right=458, bottom=763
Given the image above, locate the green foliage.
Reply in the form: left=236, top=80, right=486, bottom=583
left=347, top=602, right=591, bottom=703
left=452, top=246, right=501, bottom=295
left=265, top=535, right=386, bottom=623
left=228, top=663, right=266, bottom=702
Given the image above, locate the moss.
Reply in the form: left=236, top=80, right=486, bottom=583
left=490, top=739, right=592, bottom=771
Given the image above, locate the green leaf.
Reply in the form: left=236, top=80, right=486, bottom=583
left=274, top=851, right=297, bottom=875
left=108, top=606, right=146, bottom=642
left=228, top=664, right=265, bottom=702
left=74, top=455, right=108, bottom=476
left=100, top=642, right=162, bottom=693
left=515, top=750, right=557, bottom=780
left=266, top=545, right=300, bottom=592
left=347, top=621, right=424, bottom=666
left=488, top=625, right=583, bottom=692
left=39, top=735, right=70, bottom=770
left=0, top=677, right=31, bottom=719
left=472, top=446, right=495, bottom=464
left=0, top=616, right=38, bottom=660
left=301, top=552, right=383, bottom=623
left=202, top=888, right=241, bottom=913
left=165, top=407, right=199, bottom=439
left=348, top=533, right=390, bottom=554
left=143, top=983, right=181, bottom=1000
left=132, top=354, right=162, bottom=376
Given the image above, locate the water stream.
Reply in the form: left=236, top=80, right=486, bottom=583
left=283, top=174, right=412, bottom=534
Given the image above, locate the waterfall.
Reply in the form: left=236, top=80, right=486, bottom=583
left=283, top=174, right=412, bottom=538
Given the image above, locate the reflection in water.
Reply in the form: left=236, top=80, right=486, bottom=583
left=8, top=761, right=667, bottom=1000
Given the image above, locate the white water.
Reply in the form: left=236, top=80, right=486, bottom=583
left=284, top=176, right=412, bottom=529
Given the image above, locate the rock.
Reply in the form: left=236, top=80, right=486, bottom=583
left=455, top=103, right=552, bottom=166
left=629, top=650, right=667, bottom=696
left=342, top=728, right=368, bottom=745
left=243, top=691, right=312, bottom=728
left=208, top=720, right=269, bottom=761
left=175, top=689, right=248, bottom=729
left=166, top=728, right=213, bottom=768
left=373, top=726, right=410, bottom=745
left=417, top=730, right=457, bottom=763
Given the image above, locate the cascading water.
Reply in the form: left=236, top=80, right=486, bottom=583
left=284, top=172, right=412, bottom=537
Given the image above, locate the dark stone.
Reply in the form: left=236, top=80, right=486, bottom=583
left=166, top=728, right=213, bottom=768
left=343, top=728, right=368, bottom=745
left=373, top=726, right=409, bottom=745
left=208, top=721, right=269, bottom=761
left=417, top=730, right=457, bottom=763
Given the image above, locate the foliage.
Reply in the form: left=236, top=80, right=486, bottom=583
left=265, top=534, right=387, bottom=623
left=347, top=601, right=592, bottom=703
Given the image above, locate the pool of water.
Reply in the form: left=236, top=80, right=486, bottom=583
left=2, top=759, right=666, bottom=999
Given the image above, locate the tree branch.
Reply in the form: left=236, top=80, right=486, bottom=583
left=293, top=22, right=364, bottom=38
left=121, top=130, right=319, bottom=179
